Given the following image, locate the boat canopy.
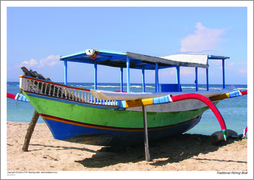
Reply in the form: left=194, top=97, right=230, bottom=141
left=60, top=49, right=230, bottom=92
left=60, top=49, right=229, bottom=70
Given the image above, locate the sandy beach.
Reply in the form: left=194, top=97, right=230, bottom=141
left=5, top=121, right=249, bottom=178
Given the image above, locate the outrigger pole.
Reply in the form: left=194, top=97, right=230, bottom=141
left=123, top=90, right=247, bottom=162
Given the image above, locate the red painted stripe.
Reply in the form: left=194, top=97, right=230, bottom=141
left=40, top=113, right=200, bottom=132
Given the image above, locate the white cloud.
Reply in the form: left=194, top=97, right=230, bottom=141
left=180, top=22, right=226, bottom=53
left=20, top=55, right=60, bottom=68
left=39, top=55, right=60, bottom=67
left=21, top=59, right=38, bottom=67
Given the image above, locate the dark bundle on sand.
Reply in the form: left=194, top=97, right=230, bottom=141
left=211, top=129, right=243, bottom=143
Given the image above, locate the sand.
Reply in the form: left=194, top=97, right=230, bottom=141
left=5, top=122, right=250, bottom=178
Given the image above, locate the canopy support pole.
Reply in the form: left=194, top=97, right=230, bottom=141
left=155, top=63, right=159, bottom=92
left=94, top=60, right=97, bottom=90
left=195, top=67, right=198, bottom=91
left=176, top=66, right=181, bottom=92
left=64, top=60, right=67, bottom=85
left=126, top=56, right=130, bottom=93
left=142, top=66, right=145, bottom=92
left=222, top=59, right=225, bottom=89
left=206, top=68, right=209, bottom=91
left=120, top=67, right=123, bottom=92
left=142, top=105, right=151, bottom=162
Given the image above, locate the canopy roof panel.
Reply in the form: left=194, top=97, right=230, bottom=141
left=60, top=49, right=230, bottom=70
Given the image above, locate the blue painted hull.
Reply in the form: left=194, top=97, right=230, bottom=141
left=43, top=116, right=201, bottom=146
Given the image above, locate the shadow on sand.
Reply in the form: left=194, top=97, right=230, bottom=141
left=74, top=134, right=244, bottom=168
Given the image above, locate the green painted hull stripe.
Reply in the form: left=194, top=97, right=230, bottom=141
left=23, top=91, right=210, bottom=129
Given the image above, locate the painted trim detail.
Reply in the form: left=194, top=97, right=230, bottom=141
left=40, top=113, right=201, bottom=132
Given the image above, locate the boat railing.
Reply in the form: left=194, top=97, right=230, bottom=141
left=19, top=76, right=117, bottom=106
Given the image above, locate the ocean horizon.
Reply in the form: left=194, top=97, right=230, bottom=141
left=7, top=82, right=247, bottom=137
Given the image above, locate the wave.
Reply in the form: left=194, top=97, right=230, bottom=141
left=97, top=85, right=120, bottom=88
left=75, top=85, right=89, bottom=87
left=130, top=85, right=142, bottom=88
left=198, top=87, right=222, bottom=91
left=182, top=86, right=196, bottom=89
left=236, top=87, right=248, bottom=90
left=145, top=85, right=155, bottom=88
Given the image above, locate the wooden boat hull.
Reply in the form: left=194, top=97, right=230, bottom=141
left=23, top=90, right=210, bottom=146
left=43, top=115, right=201, bottom=146
left=19, top=76, right=221, bottom=146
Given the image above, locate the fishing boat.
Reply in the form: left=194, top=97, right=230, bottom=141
left=18, top=49, right=247, bottom=147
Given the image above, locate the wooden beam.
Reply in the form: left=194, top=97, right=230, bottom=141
left=22, top=110, right=39, bottom=152
left=142, top=105, right=151, bottom=162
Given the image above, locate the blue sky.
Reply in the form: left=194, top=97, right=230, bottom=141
left=3, top=2, right=252, bottom=85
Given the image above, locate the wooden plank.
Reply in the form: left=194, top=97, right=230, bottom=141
left=142, top=105, right=151, bottom=162
left=22, top=110, right=39, bottom=152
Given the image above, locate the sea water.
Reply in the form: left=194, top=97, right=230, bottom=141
left=6, top=82, right=247, bottom=136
